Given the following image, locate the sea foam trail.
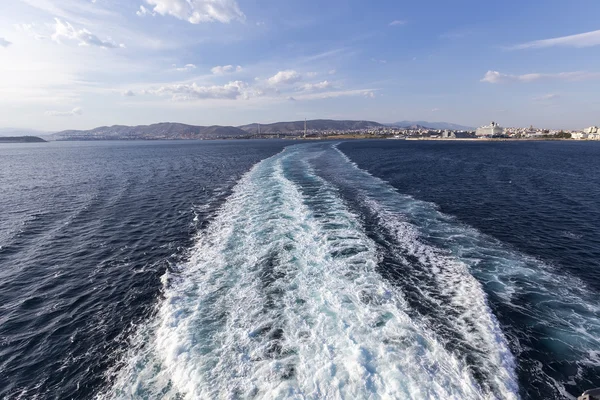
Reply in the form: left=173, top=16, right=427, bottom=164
left=329, top=143, right=600, bottom=399
left=103, top=145, right=519, bottom=399
left=284, top=150, right=518, bottom=397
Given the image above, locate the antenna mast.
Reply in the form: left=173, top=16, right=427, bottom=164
left=304, top=118, right=307, bottom=138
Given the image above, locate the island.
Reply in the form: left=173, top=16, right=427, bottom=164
left=0, top=136, right=47, bottom=143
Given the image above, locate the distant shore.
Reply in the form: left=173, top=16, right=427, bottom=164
left=42, top=136, right=597, bottom=142
left=294, top=135, right=585, bottom=142
left=0, top=136, right=47, bottom=143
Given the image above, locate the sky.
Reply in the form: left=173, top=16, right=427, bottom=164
left=1, top=0, right=599, bottom=131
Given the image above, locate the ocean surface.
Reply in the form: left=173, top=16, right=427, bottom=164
left=0, top=139, right=598, bottom=399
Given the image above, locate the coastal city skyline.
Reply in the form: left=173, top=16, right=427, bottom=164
left=8, top=117, right=595, bottom=142
left=1, top=0, right=600, bottom=131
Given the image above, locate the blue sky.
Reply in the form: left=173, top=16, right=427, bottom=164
left=1, top=0, right=599, bottom=131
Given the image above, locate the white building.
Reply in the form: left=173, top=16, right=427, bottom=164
left=571, top=132, right=588, bottom=140
left=584, top=126, right=599, bottom=134
left=476, top=121, right=504, bottom=136
left=589, top=132, right=600, bottom=140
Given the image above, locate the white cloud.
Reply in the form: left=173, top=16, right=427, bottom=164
left=301, top=80, right=332, bottom=91
left=371, top=58, right=387, bottom=64
left=150, top=81, right=247, bottom=101
left=174, top=63, right=197, bottom=72
left=389, top=20, right=406, bottom=26
left=123, top=90, right=135, bottom=96
left=268, top=70, right=302, bottom=85
left=431, top=107, right=440, bottom=112
left=144, top=0, right=245, bottom=24
left=45, top=107, right=83, bottom=116
left=51, top=18, right=124, bottom=48
left=533, top=93, right=558, bottom=101
left=245, top=88, right=265, bottom=99
left=136, top=5, right=155, bottom=17
left=144, top=74, right=370, bottom=103
left=0, top=37, right=11, bottom=47
left=511, top=30, right=600, bottom=50
left=295, top=89, right=378, bottom=101
left=14, top=23, right=46, bottom=40
left=481, top=70, right=600, bottom=84
left=211, top=65, right=242, bottom=74
left=328, top=69, right=336, bottom=75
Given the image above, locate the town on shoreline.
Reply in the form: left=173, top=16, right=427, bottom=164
left=6, top=120, right=599, bottom=142
left=291, top=121, right=600, bottom=141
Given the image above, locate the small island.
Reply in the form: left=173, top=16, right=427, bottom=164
left=0, top=136, right=47, bottom=143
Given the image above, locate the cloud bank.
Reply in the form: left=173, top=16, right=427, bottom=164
left=52, top=18, right=124, bottom=48
left=481, top=70, right=600, bottom=83
left=511, top=29, right=600, bottom=50
left=174, top=63, right=197, bottom=72
left=144, top=0, right=245, bottom=24
left=211, top=65, right=243, bottom=74
left=533, top=93, right=559, bottom=101
left=301, top=80, right=332, bottom=91
left=45, top=107, right=83, bottom=117
left=268, top=70, right=302, bottom=85
left=150, top=81, right=247, bottom=100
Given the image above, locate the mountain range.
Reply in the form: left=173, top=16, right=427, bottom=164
left=49, top=120, right=386, bottom=140
left=0, top=136, right=47, bottom=143
left=17, top=119, right=473, bottom=141
left=388, top=121, right=475, bottom=131
left=50, top=123, right=249, bottom=141
left=238, top=119, right=383, bottom=134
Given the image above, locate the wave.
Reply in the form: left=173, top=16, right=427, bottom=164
left=329, top=143, right=600, bottom=399
left=102, top=142, right=600, bottom=399
left=100, top=144, right=526, bottom=399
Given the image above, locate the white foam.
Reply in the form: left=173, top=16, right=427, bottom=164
left=102, top=145, right=519, bottom=399
left=361, top=196, right=518, bottom=396
left=332, top=143, right=600, bottom=397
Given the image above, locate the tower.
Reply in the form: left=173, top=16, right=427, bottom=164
left=304, top=118, right=307, bottom=138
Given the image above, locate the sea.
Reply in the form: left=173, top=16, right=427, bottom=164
left=0, top=139, right=599, bottom=400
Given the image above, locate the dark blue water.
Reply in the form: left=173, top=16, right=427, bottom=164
left=340, top=141, right=600, bottom=291
left=0, top=140, right=288, bottom=399
left=338, top=140, right=600, bottom=399
left=1, top=140, right=598, bottom=399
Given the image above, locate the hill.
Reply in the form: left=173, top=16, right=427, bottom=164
left=0, top=136, right=47, bottom=143
left=51, top=123, right=250, bottom=141
left=238, top=119, right=384, bottom=134
left=389, top=121, right=474, bottom=131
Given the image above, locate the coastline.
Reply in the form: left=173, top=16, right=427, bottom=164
left=293, top=135, right=589, bottom=142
